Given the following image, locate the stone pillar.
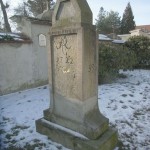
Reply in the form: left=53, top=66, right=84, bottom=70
left=36, top=0, right=118, bottom=149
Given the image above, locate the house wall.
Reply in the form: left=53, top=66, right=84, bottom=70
left=0, top=23, right=50, bottom=95
left=20, top=18, right=32, bottom=38
left=130, top=30, right=150, bottom=38
left=119, top=30, right=150, bottom=41
left=139, top=31, right=150, bottom=38
left=0, top=42, right=48, bottom=95
left=118, top=34, right=131, bottom=41
left=30, top=23, right=50, bottom=85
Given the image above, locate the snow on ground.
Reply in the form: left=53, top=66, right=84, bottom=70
left=0, top=70, right=150, bottom=150
left=0, top=86, right=69, bottom=150
left=99, top=70, right=150, bottom=149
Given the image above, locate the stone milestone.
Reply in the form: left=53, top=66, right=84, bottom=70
left=36, top=0, right=118, bottom=149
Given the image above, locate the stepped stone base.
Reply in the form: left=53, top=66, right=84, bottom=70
left=36, top=118, right=118, bottom=150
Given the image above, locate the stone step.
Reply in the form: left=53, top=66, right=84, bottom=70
left=36, top=118, right=118, bottom=150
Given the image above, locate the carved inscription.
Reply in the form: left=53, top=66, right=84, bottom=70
left=53, top=34, right=78, bottom=98
left=39, top=34, right=46, bottom=46
left=88, top=64, right=96, bottom=73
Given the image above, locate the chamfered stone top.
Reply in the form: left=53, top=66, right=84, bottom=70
left=52, top=0, right=93, bottom=26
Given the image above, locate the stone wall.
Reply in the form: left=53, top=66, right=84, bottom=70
left=0, top=41, right=48, bottom=95
left=0, top=15, right=52, bottom=96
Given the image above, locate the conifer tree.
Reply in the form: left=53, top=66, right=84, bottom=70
left=121, top=2, right=136, bottom=34
left=96, top=7, right=106, bottom=33
left=96, top=7, right=121, bottom=34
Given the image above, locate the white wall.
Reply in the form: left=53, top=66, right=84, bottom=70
left=118, top=34, right=131, bottom=41
left=130, top=29, right=150, bottom=38
left=30, top=23, right=50, bottom=83
left=0, top=42, right=49, bottom=95
left=0, top=18, right=51, bottom=95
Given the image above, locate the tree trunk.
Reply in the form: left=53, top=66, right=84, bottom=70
left=0, top=0, right=11, bottom=32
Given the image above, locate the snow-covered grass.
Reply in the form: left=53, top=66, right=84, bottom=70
left=99, top=70, right=150, bottom=149
left=0, top=70, right=150, bottom=150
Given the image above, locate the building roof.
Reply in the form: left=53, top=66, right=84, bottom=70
left=136, top=25, right=150, bottom=32
left=112, top=40, right=125, bottom=44
left=99, top=34, right=125, bottom=44
left=99, top=34, right=112, bottom=41
left=118, top=34, right=130, bottom=37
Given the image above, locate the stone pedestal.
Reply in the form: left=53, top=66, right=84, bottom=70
left=36, top=0, right=118, bottom=149
left=36, top=118, right=117, bottom=150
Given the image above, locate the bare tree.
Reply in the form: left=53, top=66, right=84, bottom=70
left=0, top=9, right=3, bottom=30
left=0, top=0, right=11, bottom=32
left=27, top=0, right=55, bottom=16
left=14, top=2, right=29, bottom=16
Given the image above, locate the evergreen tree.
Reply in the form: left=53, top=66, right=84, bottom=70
left=96, top=7, right=106, bottom=33
left=96, top=7, right=121, bottom=34
left=106, top=10, right=121, bottom=34
left=121, top=2, right=136, bottom=34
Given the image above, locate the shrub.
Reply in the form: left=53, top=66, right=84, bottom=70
left=98, top=43, right=137, bottom=84
left=125, top=36, right=150, bottom=68
left=0, top=34, right=14, bottom=41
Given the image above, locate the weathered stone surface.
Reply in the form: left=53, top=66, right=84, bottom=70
left=36, top=0, right=118, bottom=149
left=36, top=118, right=118, bottom=150
left=47, top=24, right=109, bottom=139
left=52, top=0, right=92, bottom=26
left=43, top=108, right=109, bottom=139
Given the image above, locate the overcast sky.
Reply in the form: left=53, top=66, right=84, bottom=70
left=4, top=0, right=150, bottom=25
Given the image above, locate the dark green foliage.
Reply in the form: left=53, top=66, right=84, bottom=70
left=96, top=7, right=121, bottom=34
left=0, top=34, right=13, bottom=41
left=125, top=36, right=150, bottom=68
left=121, top=2, right=136, bottom=34
left=96, top=7, right=106, bottom=33
left=98, top=43, right=137, bottom=83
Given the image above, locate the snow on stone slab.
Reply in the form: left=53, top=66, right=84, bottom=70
left=13, top=37, right=24, bottom=41
left=99, top=34, right=112, bottom=41
left=41, top=119, right=88, bottom=140
left=112, top=40, right=125, bottom=44
left=0, top=32, right=21, bottom=38
left=0, top=32, right=25, bottom=42
left=0, top=70, right=150, bottom=149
